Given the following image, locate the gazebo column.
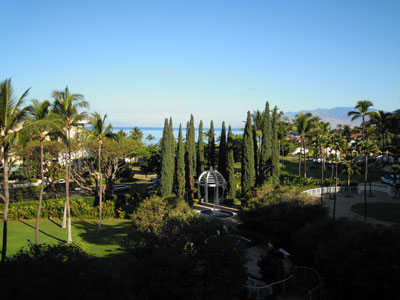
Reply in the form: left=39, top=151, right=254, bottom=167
left=198, top=185, right=201, bottom=202
left=205, top=185, right=208, bottom=204
left=215, top=186, right=219, bottom=208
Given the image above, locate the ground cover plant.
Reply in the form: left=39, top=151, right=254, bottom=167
left=0, top=196, right=115, bottom=220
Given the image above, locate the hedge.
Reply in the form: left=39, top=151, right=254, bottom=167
left=0, top=197, right=115, bottom=220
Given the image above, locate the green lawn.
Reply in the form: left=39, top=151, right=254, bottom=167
left=0, top=218, right=132, bottom=257
left=351, top=202, right=400, bottom=223
left=280, top=156, right=384, bottom=183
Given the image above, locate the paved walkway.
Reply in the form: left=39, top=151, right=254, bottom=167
left=319, top=191, right=400, bottom=226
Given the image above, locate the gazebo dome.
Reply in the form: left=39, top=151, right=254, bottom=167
left=196, top=167, right=227, bottom=208
left=197, top=167, right=226, bottom=187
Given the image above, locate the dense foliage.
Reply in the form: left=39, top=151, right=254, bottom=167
left=292, top=219, right=400, bottom=299
left=239, top=185, right=328, bottom=246
left=0, top=197, right=115, bottom=220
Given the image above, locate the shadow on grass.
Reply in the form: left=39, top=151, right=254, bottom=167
left=48, top=218, right=62, bottom=228
left=18, top=220, right=64, bottom=242
left=73, top=219, right=132, bottom=247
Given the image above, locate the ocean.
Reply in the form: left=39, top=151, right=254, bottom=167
left=113, top=127, right=243, bottom=144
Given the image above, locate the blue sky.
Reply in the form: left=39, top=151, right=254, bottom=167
left=1, top=0, right=399, bottom=127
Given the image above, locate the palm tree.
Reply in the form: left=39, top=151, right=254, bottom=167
left=52, top=87, right=89, bottom=243
left=25, top=100, right=60, bottom=244
left=347, top=100, right=377, bottom=139
left=343, top=159, right=360, bottom=187
left=129, top=126, right=143, bottom=142
left=355, top=138, right=379, bottom=222
left=85, top=113, right=114, bottom=232
left=370, top=110, right=392, bottom=156
left=0, top=78, right=30, bottom=262
left=146, top=134, right=155, bottom=143
left=331, top=132, right=346, bottom=219
left=314, top=121, right=330, bottom=203
left=292, top=113, right=315, bottom=178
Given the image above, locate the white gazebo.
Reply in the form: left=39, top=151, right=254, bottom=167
left=196, top=167, right=227, bottom=211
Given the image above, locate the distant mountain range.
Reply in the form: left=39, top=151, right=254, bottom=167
left=283, top=107, right=375, bottom=128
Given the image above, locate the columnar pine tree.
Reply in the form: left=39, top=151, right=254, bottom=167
left=208, top=120, right=215, bottom=168
left=185, top=121, right=195, bottom=202
left=227, top=125, right=236, bottom=198
left=260, top=101, right=272, bottom=184
left=160, top=118, right=174, bottom=197
left=190, top=114, right=196, bottom=173
left=241, top=111, right=255, bottom=196
left=197, top=120, right=205, bottom=176
left=169, top=117, right=176, bottom=154
left=218, top=121, right=227, bottom=178
left=253, top=125, right=259, bottom=184
left=271, top=106, right=280, bottom=185
left=174, top=124, right=185, bottom=198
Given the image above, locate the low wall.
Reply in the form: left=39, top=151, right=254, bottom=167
left=302, top=183, right=395, bottom=197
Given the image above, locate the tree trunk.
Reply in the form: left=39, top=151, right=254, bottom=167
left=35, top=140, right=45, bottom=245
left=62, top=145, right=68, bottom=229
left=97, top=143, right=102, bottom=232
left=333, top=157, right=338, bottom=219
left=1, top=148, right=10, bottom=262
left=320, top=154, right=324, bottom=204
left=298, top=151, right=301, bottom=176
left=364, top=154, right=368, bottom=223
left=303, top=138, right=307, bottom=178
left=62, top=129, right=73, bottom=243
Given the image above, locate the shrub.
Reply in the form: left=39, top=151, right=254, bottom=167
left=239, top=196, right=328, bottom=247
left=292, top=219, right=400, bottom=299
left=130, top=195, right=194, bottom=235
left=0, top=196, right=115, bottom=220
left=245, top=184, right=314, bottom=209
left=257, top=247, right=285, bottom=283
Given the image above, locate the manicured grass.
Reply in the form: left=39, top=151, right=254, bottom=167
left=351, top=202, right=400, bottom=223
left=280, top=156, right=384, bottom=183
left=0, top=218, right=132, bottom=257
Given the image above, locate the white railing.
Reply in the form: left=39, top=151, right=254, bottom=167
left=295, top=266, right=323, bottom=300
left=244, top=274, right=294, bottom=299
left=244, top=266, right=323, bottom=300
left=357, top=182, right=393, bottom=197
left=302, top=186, right=356, bottom=196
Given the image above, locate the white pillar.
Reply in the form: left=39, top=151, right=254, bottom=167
left=205, top=185, right=208, bottom=204
left=198, top=185, right=201, bottom=202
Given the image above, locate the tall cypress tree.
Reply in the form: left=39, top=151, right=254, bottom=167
left=241, top=111, right=255, bottom=196
left=169, top=117, right=176, bottom=154
left=218, top=121, right=227, bottom=178
left=197, top=120, right=205, bottom=176
left=227, top=125, right=236, bottom=198
left=190, top=114, right=196, bottom=173
left=208, top=120, right=215, bottom=168
left=160, top=118, right=174, bottom=197
left=260, top=101, right=272, bottom=185
left=253, top=124, right=259, bottom=185
left=174, top=124, right=185, bottom=198
left=185, top=121, right=195, bottom=202
left=271, top=106, right=280, bottom=185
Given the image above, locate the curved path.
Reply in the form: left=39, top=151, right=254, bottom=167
left=319, top=191, right=400, bottom=226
